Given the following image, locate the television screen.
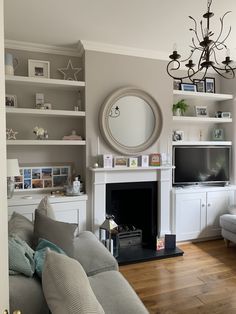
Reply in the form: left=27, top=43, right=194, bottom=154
left=173, top=146, right=230, bottom=185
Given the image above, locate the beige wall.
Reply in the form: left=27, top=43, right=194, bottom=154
left=84, top=50, right=173, bottom=229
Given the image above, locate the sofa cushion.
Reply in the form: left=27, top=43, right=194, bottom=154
left=74, top=231, right=118, bottom=276
left=42, top=250, right=105, bottom=314
left=37, top=196, right=55, bottom=219
left=9, top=234, right=35, bottom=277
left=34, top=209, right=77, bottom=257
left=220, top=214, right=236, bottom=233
left=34, top=238, right=66, bottom=278
left=9, top=275, right=49, bottom=314
left=8, top=212, right=34, bottom=247
left=89, top=270, right=148, bottom=314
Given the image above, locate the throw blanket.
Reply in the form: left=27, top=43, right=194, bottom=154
left=9, top=234, right=35, bottom=277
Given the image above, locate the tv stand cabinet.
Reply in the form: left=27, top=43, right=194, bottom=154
left=172, top=186, right=236, bottom=241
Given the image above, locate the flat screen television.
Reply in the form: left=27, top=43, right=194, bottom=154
left=173, top=146, right=231, bottom=186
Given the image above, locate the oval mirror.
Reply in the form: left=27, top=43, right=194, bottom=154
left=99, top=87, right=163, bottom=155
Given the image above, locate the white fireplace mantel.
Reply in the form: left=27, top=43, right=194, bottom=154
left=90, top=166, right=173, bottom=237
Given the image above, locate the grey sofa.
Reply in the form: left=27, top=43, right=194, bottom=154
left=10, top=231, right=148, bottom=314
left=220, top=214, right=236, bottom=246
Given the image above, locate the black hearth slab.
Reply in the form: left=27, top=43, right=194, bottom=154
left=117, top=246, right=184, bottom=265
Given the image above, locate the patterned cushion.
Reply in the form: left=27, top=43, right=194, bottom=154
left=42, top=250, right=105, bottom=314
left=9, top=234, right=35, bottom=277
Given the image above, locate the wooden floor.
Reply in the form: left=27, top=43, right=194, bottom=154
left=120, top=240, right=236, bottom=314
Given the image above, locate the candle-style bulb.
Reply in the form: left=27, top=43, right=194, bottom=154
left=173, top=43, right=177, bottom=52
left=226, top=48, right=230, bottom=58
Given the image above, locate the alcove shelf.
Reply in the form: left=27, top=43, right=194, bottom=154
left=5, top=75, right=85, bottom=90
left=173, top=90, right=233, bottom=101
left=173, top=116, right=232, bottom=123
left=6, top=107, right=85, bottom=118
left=172, top=141, right=232, bottom=146
left=7, top=140, right=86, bottom=146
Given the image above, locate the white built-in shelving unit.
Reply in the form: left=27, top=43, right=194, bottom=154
left=6, top=107, right=85, bottom=118
left=173, top=90, right=233, bottom=101
left=173, top=116, right=232, bottom=123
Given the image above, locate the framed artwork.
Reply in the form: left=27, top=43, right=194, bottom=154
left=195, top=105, right=208, bottom=117
left=114, top=157, right=128, bottom=167
left=181, top=83, right=197, bottom=92
left=13, top=165, right=71, bottom=191
left=5, top=94, right=17, bottom=107
left=173, top=79, right=182, bottom=90
left=205, top=77, right=215, bottom=93
left=129, top=157, right=138, bottom=168
left=212, top=128, right=224, bottom=141
left=28, top=59, right=50, bottom=78
left=172, top=130, right=184, bottom=141
left=193, top=79, right=205, bottom=92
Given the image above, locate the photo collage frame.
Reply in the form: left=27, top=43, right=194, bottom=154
left=14, top=165, right=71, bottom=191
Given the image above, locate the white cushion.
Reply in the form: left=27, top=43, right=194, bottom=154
left=42, top=250, right=105, bottom=314
left=37, top=196, right=55, bottom=219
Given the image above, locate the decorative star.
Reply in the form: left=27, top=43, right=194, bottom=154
left=58, top=60, right=82, bottom=81
left=6, top=128, right=18, bottom=140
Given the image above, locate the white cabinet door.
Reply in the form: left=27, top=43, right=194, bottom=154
left=206, top=190, right=233, bottom=237
left=175, top=192, right=206, bottom=241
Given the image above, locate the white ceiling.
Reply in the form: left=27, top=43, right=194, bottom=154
left=4, top=0, right=236, bottom=60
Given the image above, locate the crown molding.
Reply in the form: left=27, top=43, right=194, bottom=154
left=79, top=40, right=168, bottom=61
left=4, top=40, right=83, bottom=57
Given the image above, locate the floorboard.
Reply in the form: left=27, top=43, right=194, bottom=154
left=120, top=240, right=236, bottom=314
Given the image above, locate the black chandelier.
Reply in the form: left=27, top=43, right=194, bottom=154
left=167, top=0, right=236, bottom=81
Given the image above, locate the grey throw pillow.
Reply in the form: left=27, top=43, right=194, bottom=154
left=34, top=210, right=77, bottom=257
left=37, top=196, right=55, bottom=219
left=42, top=250, right=105, bottom=314
left=8, top=212, right=34, bottom=247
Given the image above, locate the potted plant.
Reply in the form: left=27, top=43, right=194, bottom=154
left=172, top=99, right=189, bottom=116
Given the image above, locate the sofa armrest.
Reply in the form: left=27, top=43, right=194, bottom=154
left=74, top=231, right=118, bottom=276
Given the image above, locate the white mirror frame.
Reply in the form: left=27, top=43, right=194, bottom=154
left=99, top=87, right=163, bottom=155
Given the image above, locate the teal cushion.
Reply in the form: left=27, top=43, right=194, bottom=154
left=9, top=234, right=35, bottom=277
left=34, top=238, right=66, bottom=278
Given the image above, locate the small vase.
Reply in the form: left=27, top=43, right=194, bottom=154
left=174, top=108, right=182, bottom=116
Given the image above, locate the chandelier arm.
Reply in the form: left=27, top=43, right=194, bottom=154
left=212, top=42, right=227, bottom=51
left=211, top=48, right=220, bottom=65
left=200, top=20, right=204, bottom=39
left=214, top=12, right=231, bottom=44
left=212, top=65, right=235, bottom=79
left=166, top=60, right=197, bottom=81
left=216, top=26, right=232, bottom=47
left=189, top=16, right=201, bottom=43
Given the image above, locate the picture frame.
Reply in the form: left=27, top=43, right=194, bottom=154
left=181, top=83, right=197, bottom=92
left=114, top=156, right=128, bottom=167
left=13, top=165, right=71, bottom=191
left=5, top=94, right=17, bottom=107
left=172, top=130, right=184, bottom=142
left=129, top=157, right=138, bottom=168
left=173, top=79, right=182, bottom=90
left=212, top=128, right=224, bottom=141
left=28, top=59, right=50, bottom=78
left=195, top=105, right=208, bottom=117
left=205, top=77, right=215, bottom=93
left=193, top=79, right=205, bottom=93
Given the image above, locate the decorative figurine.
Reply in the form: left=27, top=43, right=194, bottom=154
left=58, top=60, right=82, bottom=81
left=6, top=128, right=18, bottom=140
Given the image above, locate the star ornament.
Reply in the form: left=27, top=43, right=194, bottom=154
left=6, top=128, right=18, bottom=140
left=58, top=60, right=82, bottom=81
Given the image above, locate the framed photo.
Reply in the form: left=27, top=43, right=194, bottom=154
left=129, top=157, right=138, bottom=168
left=173, top=79, right=182, bottom=90
left=5, top=94, right=17, bottom=107
left=205, top=77, right=215, bottom=93
left=212, top=128, right=224, bottom=141
left=181, top=83, right=197, bottom=92
left=195, top=106, right=208, bottom=117
left=28, top=59, right=50, bottom=78
left=193, top=79, right=205, bottom=92
left=172, top=130, right=184, bottom=142
left=114, top=156, right=128, bottom=167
